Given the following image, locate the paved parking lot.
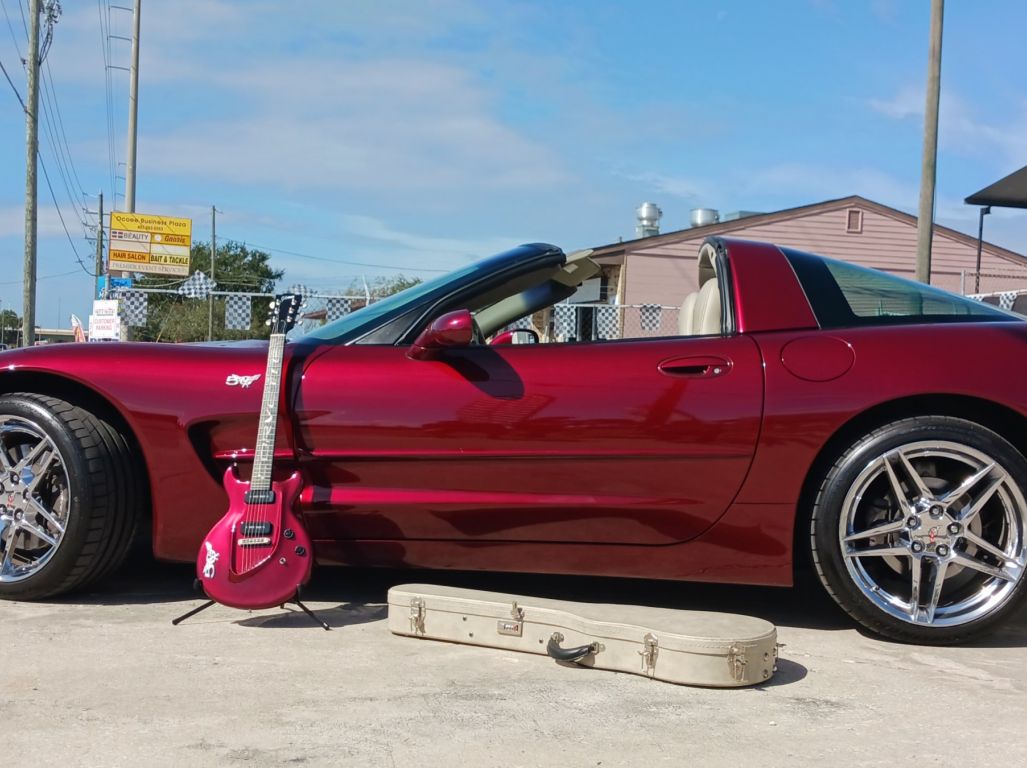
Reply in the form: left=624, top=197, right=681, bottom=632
left=3, top=561, right=1026, bottom=767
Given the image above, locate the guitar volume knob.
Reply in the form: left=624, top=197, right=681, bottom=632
left=295, top=546, right=307, bottom=556
left=283, top=529, right=295, bottom=540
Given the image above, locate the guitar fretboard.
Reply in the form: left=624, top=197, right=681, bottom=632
left=249, top=333, right=286, bottom=492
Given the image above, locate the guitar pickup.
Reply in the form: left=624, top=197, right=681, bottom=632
left=244, top=489, right=276, bottom=505
left=238, top=536, right=273, bottom=547
left=240, top=522, right=273, bottom=536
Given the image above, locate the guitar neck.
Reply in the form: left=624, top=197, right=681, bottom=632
left=249, top=333, right=287, bottom=492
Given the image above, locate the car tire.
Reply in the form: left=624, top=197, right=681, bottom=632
left=810, top=415, right=1027, bottom=644
left=0, top=393, right=142, bottom=600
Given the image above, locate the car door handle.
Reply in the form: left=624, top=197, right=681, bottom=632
left=657, top=355, right=731, bottom=378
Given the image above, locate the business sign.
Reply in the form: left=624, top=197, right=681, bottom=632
left=96, top=275, right=133, bottom=298
left=109, top=211, right=192, bottom=276
left=88, top=299, right=122, bottom=341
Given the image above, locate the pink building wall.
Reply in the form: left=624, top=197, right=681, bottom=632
left=621, top=203, right=1027, bottom=308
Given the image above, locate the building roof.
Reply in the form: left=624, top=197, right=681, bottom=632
left=965, top=165, right=1027, bottom=209
left=590, top=194, right=1027, bottom=267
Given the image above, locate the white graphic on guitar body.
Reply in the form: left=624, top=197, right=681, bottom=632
left=202, top=541, right=220, bottom=579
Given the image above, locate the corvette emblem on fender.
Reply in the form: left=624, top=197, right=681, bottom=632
left=225, top=373, right=261, bottom=388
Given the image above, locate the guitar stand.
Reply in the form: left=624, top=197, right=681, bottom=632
left=172, top=581, right=331, bottom=631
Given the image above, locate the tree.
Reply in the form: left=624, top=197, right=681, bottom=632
left=133, top=241, right=283, bottom=342
left=348, top=274, right=423, bottom=299
left=0, top=308, right=21, bottom=347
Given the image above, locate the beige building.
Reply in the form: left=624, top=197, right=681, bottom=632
left=591, top=196, right=1027, bottom=310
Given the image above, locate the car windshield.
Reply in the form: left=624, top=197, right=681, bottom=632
left=295, top=244, right=562, bottom=344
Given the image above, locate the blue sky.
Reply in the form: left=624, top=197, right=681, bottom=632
left=2, top=0, right=1026, bottom=327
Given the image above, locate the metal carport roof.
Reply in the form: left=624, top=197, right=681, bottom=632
left=965, top=165, right=1027, bottom=209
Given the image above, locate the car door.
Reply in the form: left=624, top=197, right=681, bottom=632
left=292, top=333, right=763, bottom=546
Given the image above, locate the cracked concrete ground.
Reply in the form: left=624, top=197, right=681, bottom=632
left=3, top=561, right=1025, bottom=767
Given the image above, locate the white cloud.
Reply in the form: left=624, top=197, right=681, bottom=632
left=868, top=86, right=1027, bottom=165
left=621, top=171, right=713, bottom=202
left=339, top=214, right=520, bottom=258
left=0, top=205, right=82, bottom=239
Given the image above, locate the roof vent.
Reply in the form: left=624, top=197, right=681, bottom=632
left=635, top=202, right=662, bottom=238
left=690, top=208, right=720, bottom=228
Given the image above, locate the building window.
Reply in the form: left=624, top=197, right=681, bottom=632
left=846, top=208, right=863, bottom=234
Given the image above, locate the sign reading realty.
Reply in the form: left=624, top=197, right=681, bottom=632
left=109, top=212, right=192, bottom=276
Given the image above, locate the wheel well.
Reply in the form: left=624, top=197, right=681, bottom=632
left=0, top=371, right=152, bottom=529
left=792, top=394, right=1027, bottom=578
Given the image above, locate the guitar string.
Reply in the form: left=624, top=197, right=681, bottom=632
left=243, top=302, right=287, bottom=575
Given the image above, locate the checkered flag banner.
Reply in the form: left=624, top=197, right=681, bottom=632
left=288, top=284, right=313, bottom=300
left=119, top=290, right=148, bottom=327
left=554, top=304, right=576, bottom=338
left=999, top=291, right=1017, bottom=311
left=639, top=304, right=661, bottom=332
left=504, top=315, right=534, bottom=332
left=325, top=297, right=352, bottom=322
left=178, top=270, right=218, bottom=299
left=224, top=294, right=252, bottom=330
left=594, top=305, right=620, bottom=340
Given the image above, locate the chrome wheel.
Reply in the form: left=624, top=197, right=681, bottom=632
left=840, top=440, right=1027, bottom=628
left=0, top=415, right=71, bottom=583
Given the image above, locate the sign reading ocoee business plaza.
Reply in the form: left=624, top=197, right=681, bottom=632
left=109, top=212, right=192, bottom=276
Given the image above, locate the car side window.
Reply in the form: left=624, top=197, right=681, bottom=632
left=783, top=247, right=1016, bottom=328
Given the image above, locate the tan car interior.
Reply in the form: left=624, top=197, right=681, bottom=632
left=678, top=242, right=722, bottom=336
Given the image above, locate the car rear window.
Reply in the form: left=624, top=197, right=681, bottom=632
left=782, top=246, right=1017, bottom=328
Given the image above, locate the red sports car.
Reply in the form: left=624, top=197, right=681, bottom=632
left=2, top=237, right=1025, bottom=644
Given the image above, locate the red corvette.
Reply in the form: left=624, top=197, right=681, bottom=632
left=2, top=237, right=1026, bottom=643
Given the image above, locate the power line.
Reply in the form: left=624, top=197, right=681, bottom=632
left=0, top=268, right=80, bottom=286
left=97, top=0, right=117, bottom=203
left=43, top=58, right=89, bottom=205
left=1, top=0, right=22, bottom=56
left=38, top=151, right=95, bottom=276
left=0, top=54, right=24, bottom=109
left=219, top=236, right=450, bottom=273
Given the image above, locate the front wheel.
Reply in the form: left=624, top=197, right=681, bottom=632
left=0, top=393, right=141, bottom=600
left=810, top=416, right=1027, bottom=644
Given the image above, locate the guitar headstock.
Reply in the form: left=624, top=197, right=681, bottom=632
left=266, top=293, right=304, bottom=335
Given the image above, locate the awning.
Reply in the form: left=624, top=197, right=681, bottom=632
left=965, top=165, right=1027, bottom=209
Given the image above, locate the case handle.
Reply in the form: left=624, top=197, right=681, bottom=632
left=546, top=632, right=602, bottom=663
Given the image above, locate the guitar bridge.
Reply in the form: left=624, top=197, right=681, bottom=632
left=238, top=536, right=273, bottom=547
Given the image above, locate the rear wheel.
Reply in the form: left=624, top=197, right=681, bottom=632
left=810, top=416, right=1027, bottom=644
left=0, top=393, right=141, bottom=600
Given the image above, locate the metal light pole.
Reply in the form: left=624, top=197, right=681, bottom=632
left=124, top=0, right=141, bottom=213
left=974, top=205, right=991, bottom=293
left=208, top=205, right=216, bottom=341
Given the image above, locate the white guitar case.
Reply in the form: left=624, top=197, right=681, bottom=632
left=388, top=584, right=778, bottom=687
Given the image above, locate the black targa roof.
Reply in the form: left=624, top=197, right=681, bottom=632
left=965, top=165, right=1027, bottom=209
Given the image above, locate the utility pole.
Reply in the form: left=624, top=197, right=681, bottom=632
left=22, top=0, right=41, bottom=347
left=124, top=0, right=141, bottom=212
left=915, top=0, right=944, bottom=284
left=208, top=205, right=216, bottom=341
left=94, top=192, right=105, bottom=299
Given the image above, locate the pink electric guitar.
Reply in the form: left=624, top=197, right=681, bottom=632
left=173, top=295, right=328, bottom=629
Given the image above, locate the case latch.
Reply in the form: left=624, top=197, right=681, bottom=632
left=728, top=643, right=748, bottom=682
left=409, top=597, right=426, bottom=636
left=638, top=632, right=659, bottom=676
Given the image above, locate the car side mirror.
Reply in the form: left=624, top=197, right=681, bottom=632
left=489, top=328, right=539, bottom=346
left=408, top=309, right=474, bottom=360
